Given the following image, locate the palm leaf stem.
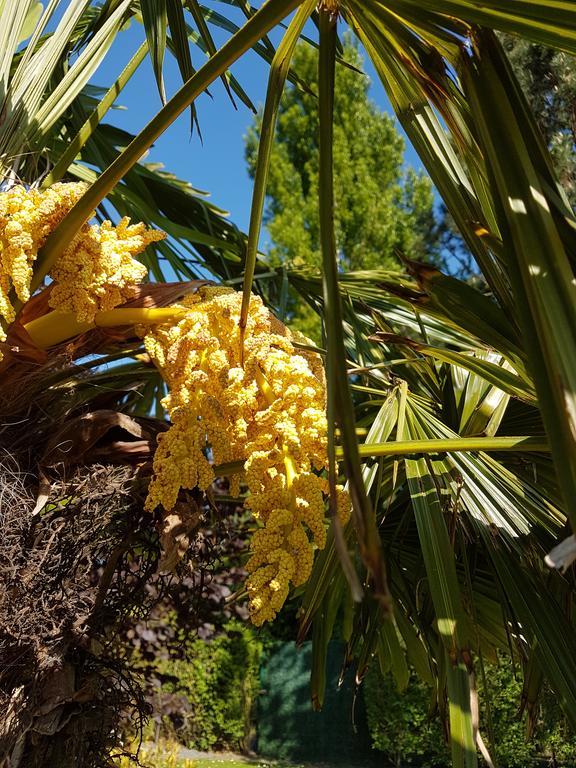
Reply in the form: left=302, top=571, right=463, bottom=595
left=356, top=437, right=548, bottom=457
left=213, top=435, right=548, bottom=478
left=27, top=0, right=302, bottom=299
left=42, top=40, right=149, bottom=188
left=318, top=7, right=389, bottom=606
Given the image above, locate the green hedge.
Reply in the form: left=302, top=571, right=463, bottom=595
left=478, top=661, right=576, bottom=767
left=363, top=669, right=449, bottom=767
left=148, top=621, right=262, bottom=753
left=364, top=659, right=576, bottom=767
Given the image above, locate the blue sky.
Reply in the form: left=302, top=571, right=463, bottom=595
left=93, top=8, right=427, bottom=239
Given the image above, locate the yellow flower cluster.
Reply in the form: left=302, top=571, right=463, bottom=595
left=142, top=286, right=351, bottom=625
left=0, top=182, right=86, bottom=328
left=0, top=183, right=164, bottom=358
left=49, top=217, right=163, bottom=322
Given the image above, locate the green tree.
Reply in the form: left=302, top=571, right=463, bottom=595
left=245, top=39, right=440, bottom=273
left=501, top=35, right=576, bottom=207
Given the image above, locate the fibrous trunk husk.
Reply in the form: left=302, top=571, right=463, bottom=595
left=0, top=430, right=207, bottom=768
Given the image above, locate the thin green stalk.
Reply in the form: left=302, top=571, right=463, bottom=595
left=42, top=41, right=149, bottom=188
left=30, top=0, right=302, bottom=294
left=318, top=7, right=389, bottom=606
left=212, top=436, right=548, bottom=477
left=239, top=0, right=315, bottom=332
left=356, top=436, right=549, bottom=458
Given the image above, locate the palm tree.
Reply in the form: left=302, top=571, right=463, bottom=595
left=1, top=2, right=576, bottom=767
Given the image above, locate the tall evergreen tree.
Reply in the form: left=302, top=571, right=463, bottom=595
left=245, top=38, right=440, bottom=273
left=501, top=34, right=576, bottom=207
left=440, top=38, right=576, bottom=278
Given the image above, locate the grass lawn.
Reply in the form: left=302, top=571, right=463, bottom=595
left=125, top=746, right=309, bottom=768
left=194, top=762, right=306, bottom=768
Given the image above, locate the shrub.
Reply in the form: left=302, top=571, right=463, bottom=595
left=113, top=740, right=194, bottom=768
left=363, top=667, right=449, bottom=767
left=364, top=657, right=576, bottom=767
left=148, top=621, right=262, bottom=753
left=478, top=660, right=576, bottom=767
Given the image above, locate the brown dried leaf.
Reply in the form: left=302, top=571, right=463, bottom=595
left=16, top=285, right=55, bottom=325
left=88, top=439, right=154, bottom=464
left=158, top=501, right=201, bottom=572
left=121, top=280, right=212, bottom=308
left=42, top=410, right=150, bottom=467
left=0, top=321, right=48, bottom=371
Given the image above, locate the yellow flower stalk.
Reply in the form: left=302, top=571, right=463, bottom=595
left=142, top=286, right=350, bottom=625
left=0, top=183, right=87, bottom=350
left=0, top=183, right=164, bottom=358
left=25, top=306, right=187, bottom=349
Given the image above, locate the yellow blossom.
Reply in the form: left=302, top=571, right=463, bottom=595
left=0, top=184, right=163, bottom=364
left=145, top=413, right=214, bottom=513
left=49, top=217, right=164, bottom=322
left=141, top=287, right=343, bottom=625
left=335, top=484, right=352, bottom=526
left=0, top=182, right=87, bottom=325
left=0, top=182, right=346, bottom=624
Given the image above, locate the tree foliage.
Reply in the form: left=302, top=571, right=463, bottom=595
left=245, top=38, right=440, bottom=272
left=144, top=620, right=262, bottom=753
left=501, top=34, right=576, bottom=207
